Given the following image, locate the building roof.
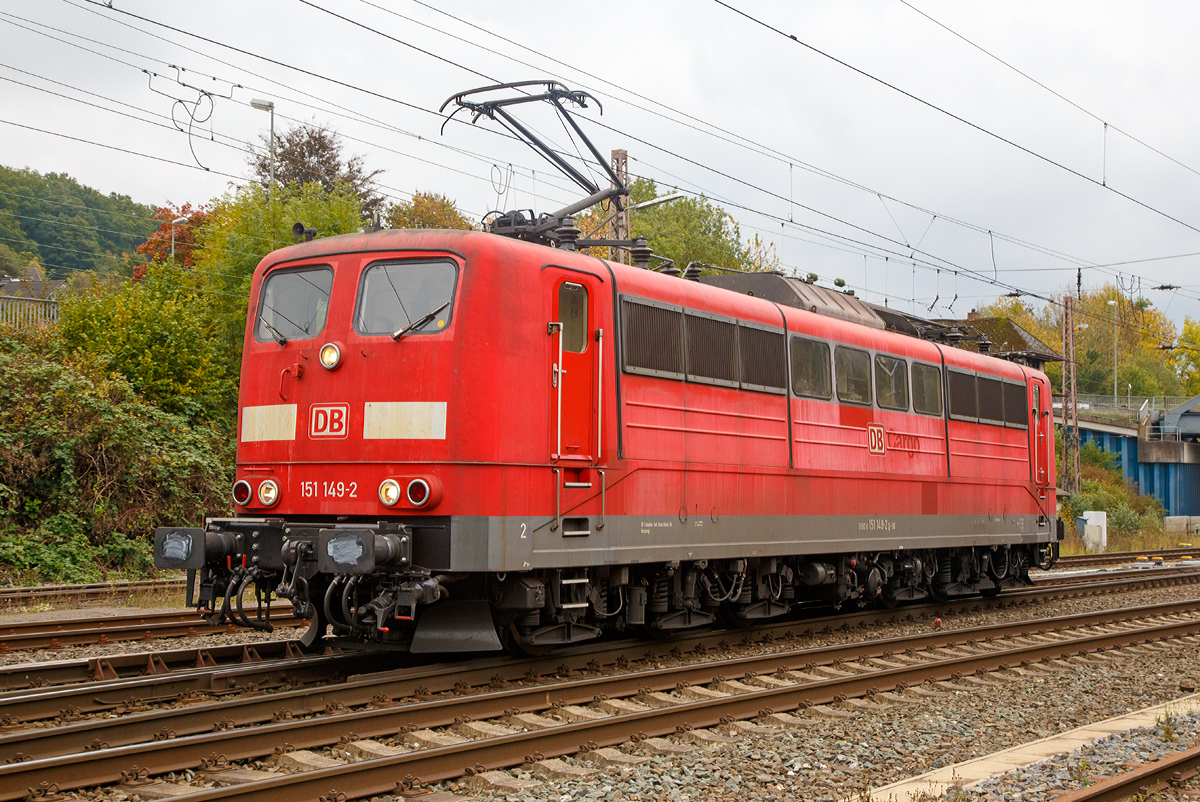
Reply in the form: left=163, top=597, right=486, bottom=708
left=933, top=316, right=1063, bottom=364
left=0, top=265, right=65, bottom=299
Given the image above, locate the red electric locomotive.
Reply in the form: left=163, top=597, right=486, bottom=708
left=154, top=223, right=1059, bottom=651
left=153, top=82, right=1060, bottom=651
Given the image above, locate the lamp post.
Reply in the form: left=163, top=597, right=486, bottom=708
left=251, top=98, right=276, bottom=198
left=1108, top=299, right=1118, bottom=405
left=170, top=216, right=188, bottom=263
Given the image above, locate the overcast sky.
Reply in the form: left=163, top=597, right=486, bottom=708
left=4, top=1, right=1200, bottom=334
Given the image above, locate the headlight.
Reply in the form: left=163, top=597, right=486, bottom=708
left=379, top=479, right=401, bottom=507
left=257, top=479, right=280, bottom=506
left=407, top=478, right=431, bottom=507
left=319, top=343, right=342, bottom=370
left=232, top=480, right=252, bottom=506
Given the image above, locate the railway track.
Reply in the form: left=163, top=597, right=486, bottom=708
left=1052, top=741, right=1200, bottom=801
left=1049, top=546, right=1197, bottom=568
left=0, top=606, right=301, bottom=652
left=0, top=561, right=1186, bottom=655
left=0, top=566, right=1194, bottom=713
left=0, top=578, right=186, bottom=606
left=2, top=578, right=1200, bottom=800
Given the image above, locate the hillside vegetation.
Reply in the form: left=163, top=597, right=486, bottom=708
left=0, top=165, right=156, bottom=280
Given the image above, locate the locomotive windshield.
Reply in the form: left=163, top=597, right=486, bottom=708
left=355, top=259, right=457, bottom=336
left=254, top=266, right=333, bottom=343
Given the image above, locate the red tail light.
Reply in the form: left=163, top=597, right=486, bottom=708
left=232, top=480, right=252, bottom=506
left=407, top=479, right=430, bottom=507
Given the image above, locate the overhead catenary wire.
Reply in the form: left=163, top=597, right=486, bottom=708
left=390, top=0, right=1200, bottom=289
left=61, top=0, right=1200, bottom=310
left=711, top=0, right=1200, bottom=238
left=898, top=0, right=1200, bottom=181
left=13, top=3, right=1200, bottom=350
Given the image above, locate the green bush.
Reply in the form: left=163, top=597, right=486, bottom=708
left=0, top=327, right=231, bottom=583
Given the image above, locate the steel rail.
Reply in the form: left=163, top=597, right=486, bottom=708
left=1, top=568, right=1194, bottom=726
left=1031, top=565, right=1200, bottom=585
left=0, top=639, right=305, bottom=692
left=1050, top=741, right=1200, bottom=801
left=0, top=607, right=300, bottom=651
left=3, top=602, right=1198, bottom=798
left=0, top=579, right=186, bottom=605
left=1050, top=547, right=1197, bottom=568
left=6, top=613, right=1197, bottom=802
left=0, top=568, right=1195, bottom=726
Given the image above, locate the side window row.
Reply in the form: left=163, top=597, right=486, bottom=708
left=621, top=298, right=788, bottom=394
left=948, top=370, right=1029, bottom=429
left=620, top=295, right=1023, bottom=427
left=790, top=336, right=944, bottom=417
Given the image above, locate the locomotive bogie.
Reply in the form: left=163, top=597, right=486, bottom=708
left=154, top=228, right=1059, bottom=651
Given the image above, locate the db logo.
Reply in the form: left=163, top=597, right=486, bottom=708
left=310, top=404, right=349, bottom=439
left=867, top=423, right=886, bottom=455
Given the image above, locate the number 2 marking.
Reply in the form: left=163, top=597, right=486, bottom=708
left=520, top=523, right=527, bottom=539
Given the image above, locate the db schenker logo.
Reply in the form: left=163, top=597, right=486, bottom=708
left=310, top=404, right=349, bottom=439
left=867, top=423, right=886, bottom=455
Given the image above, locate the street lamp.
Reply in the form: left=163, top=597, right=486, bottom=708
left=170, top=216, right=189, bottom=263
left=1107, top=299, right=1118, bottom=404
left=250, top=98, right=275, bottom=198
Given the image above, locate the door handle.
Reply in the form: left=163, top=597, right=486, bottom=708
left=278, top=363, right=305, bottom=400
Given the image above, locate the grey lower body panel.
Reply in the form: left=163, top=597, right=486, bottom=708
left=448, top=513, right=1051, bottom=572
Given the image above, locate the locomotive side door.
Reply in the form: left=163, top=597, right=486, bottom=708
left=546, top=272, right=599, bottom=464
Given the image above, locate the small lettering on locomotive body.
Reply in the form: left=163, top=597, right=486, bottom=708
left=887, top=432, right=919, bottom=451
left=858, top=518, right=897, bottom=532
left=640, top=520, right=672, bottom=536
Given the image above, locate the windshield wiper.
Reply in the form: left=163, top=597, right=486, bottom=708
left=392, top=301, right=449, bottom=341
left=260, top=318, right=289, bottom=345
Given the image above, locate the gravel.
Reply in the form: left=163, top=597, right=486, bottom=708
left=945, top=711, right=1200, bottom=801
left=399, top=583, right=1200, bottom=802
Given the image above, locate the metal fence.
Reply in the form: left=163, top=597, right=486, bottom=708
left=1071, top=394, right=1191, bottom=413
left=0, top=296, right=59, bottom=328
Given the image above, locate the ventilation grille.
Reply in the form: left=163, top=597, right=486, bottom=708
left=686, top=314, right=739, bottom=384
left=1003, top=382, right=1028, bottom=427
left=739, top=326, right=787, bottom=391
left=623, top=300, right=684, bottom=376
left=949, top=371, right=977, bottom=419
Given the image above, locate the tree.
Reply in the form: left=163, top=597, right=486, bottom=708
left=977, top=285, right=1184, bottom=397
left=135, top=203, right=208, bottom=273
left=1176, top=317, right=1200, bottom=395
left=385, top=192, right=474, bottom=230
left=0, top=165, right=157, bottom=279
left=56, top=264, right=232, bottom=422
left=627, top=178, right=752, bottom=272
left=248, top=121, right=384, bottom=216
left=195, top=181, right=368, bottom=408
left=572, top=178, right=760, bottom=272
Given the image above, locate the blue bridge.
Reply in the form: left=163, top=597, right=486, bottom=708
left=1059, top=399, right=1200, bottom=516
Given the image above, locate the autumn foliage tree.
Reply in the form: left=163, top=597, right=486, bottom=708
left=977, top=286, right=1185, bottom=397
left=134, top=203, right=208, bottom=277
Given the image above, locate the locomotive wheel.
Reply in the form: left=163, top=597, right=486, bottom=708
left=979, top=586, right=1002, bottom=598
left=877, top=589, right=900, bottom=609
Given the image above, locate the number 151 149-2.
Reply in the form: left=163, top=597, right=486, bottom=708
left=299, top=481, right=358, bottom=499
